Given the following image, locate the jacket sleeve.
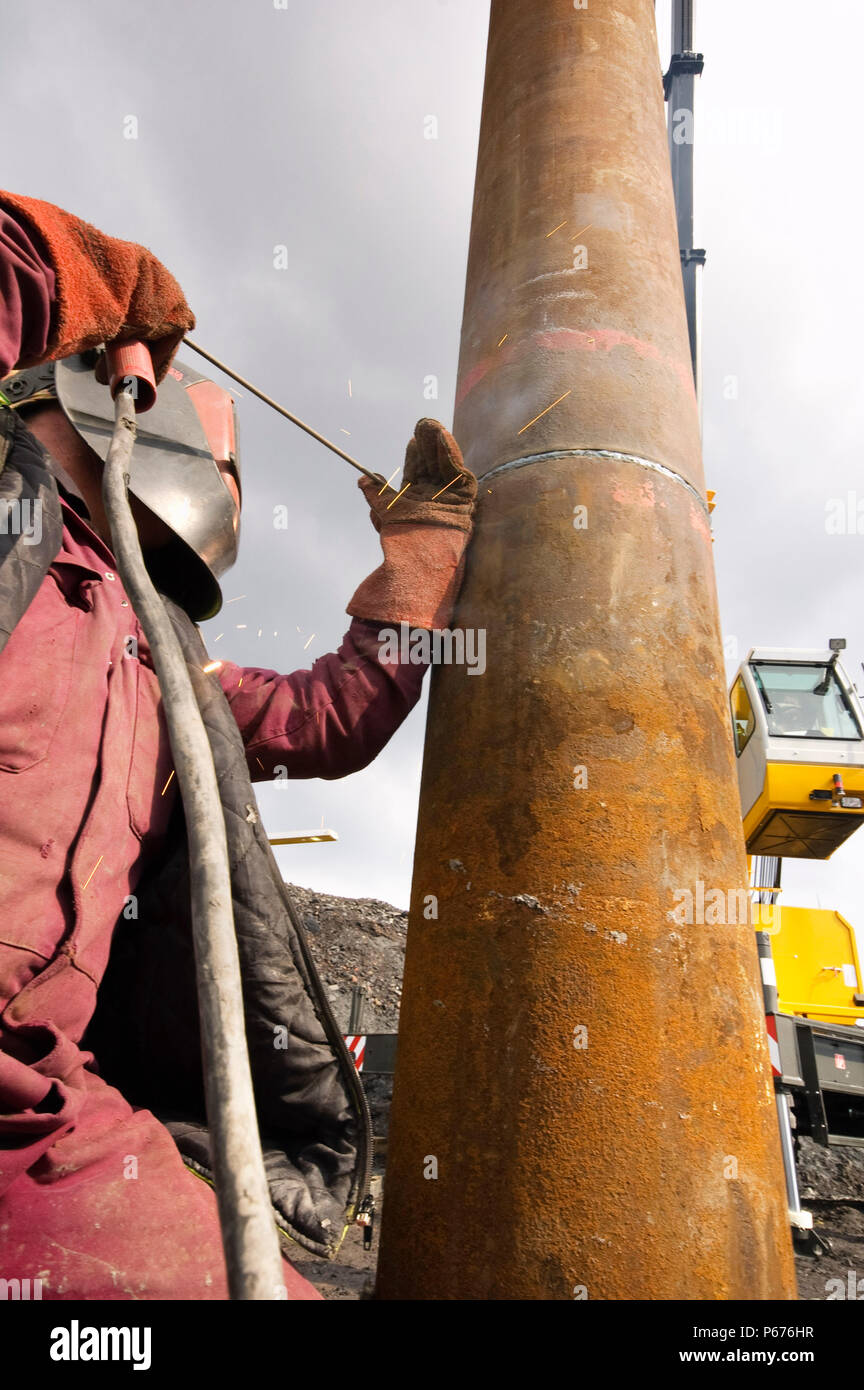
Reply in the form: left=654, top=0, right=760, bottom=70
left=218, top=617, right=428, bottom=781
left=0, top=205, right=55, bottom=378
left=0, top=190, right=193, bottom=382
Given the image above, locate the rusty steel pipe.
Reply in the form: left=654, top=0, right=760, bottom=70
left=376, top=0, right=796, bottom=1300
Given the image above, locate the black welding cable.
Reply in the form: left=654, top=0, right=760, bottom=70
left=101, top=389, right=285, bottom=1301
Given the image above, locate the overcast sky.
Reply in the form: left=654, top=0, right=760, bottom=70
left=4, top=1, right=864, bottom=937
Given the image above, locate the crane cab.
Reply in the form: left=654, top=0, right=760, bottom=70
left=730, top=641, right=864, bottom=858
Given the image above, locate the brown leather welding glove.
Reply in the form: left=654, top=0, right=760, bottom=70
left=347, top=418, right=477, bottom=631
left=0, top=190, right=194, bottom=382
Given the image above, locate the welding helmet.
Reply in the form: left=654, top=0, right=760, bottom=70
left=0, top=352, right=241, bottom=621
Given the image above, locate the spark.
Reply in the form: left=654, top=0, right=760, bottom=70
left=237, top=624, right=247, bottom=629
left=224, top=595, right=246, bottom=605
left=386, top=481, right=411, bottom=510
left=161, top=770, right=175, bottom=796
left=517, top=389, right=572, bottom=435
left=339, top=428, right=351, bottom=436
left=348, top=379, right=352, bottom=398
left=303, top=634, right=316, bottom=650
left=202, top=660, right=222, bottom=674
left=378, top=467, right=401, bottom=496
left=274, top=630, right=278, bottom=637
left=256, top=756, right=265, bottom=771
left=238, top=677, right=244, bottom=688
left=546, top=220, right=567, bottom=237
left=81, top=854, right=104, bottom=891
left=213, top=633, right=224, bottom=643
left=570, top=223, right=593, bottom=240
left=430, top=474, right=463, bottom=501
left=257, top=628, right=263, bottom=638
left=497, top=333, right=508, bottom=347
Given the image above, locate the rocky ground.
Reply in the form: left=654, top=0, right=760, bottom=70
left=287, top=882, right=406, bottom=1036
left=792, top=1138, right=864, bottom=1300
left=286, top=880, right=864, bottom=1302
left=286, top=881, right=402, bottom=1145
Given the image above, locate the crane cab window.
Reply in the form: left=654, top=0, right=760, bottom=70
left=730, top=677, right=755, bottom=754
left=751, top=662, right=862, bottom=740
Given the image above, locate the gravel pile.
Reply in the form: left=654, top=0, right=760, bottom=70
left=286, top=881, right=407, bottom=1143
left=796, top=1135, right=864, bottom=1201
left=287, top=881, right=407, bottom=1033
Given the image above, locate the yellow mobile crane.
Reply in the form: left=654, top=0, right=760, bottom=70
left=729, top=641, right=864, bottom=1250
left=732, top=640, right=864, bottom=859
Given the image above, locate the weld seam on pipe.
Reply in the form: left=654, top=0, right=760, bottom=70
left=481, top=447, right=709, bottom=515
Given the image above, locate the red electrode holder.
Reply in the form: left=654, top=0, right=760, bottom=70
left=106, top=340, right=157, bottom=412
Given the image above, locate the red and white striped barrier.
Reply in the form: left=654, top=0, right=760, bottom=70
left=765, top=1015, right=782, bottom=1078
left=344, top=1035, right=366, bottom=1072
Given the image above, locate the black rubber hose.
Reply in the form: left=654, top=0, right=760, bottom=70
left=102, top=390, right=285, bottom=1300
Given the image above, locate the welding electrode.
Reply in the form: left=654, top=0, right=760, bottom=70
left=182, top=337, right=387, bottom=487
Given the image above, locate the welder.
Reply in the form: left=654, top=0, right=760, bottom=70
left=0, top=190, right=476, bottom=1299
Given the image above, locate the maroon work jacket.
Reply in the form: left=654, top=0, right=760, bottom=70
left=0, top=202, right=426, bottom=1299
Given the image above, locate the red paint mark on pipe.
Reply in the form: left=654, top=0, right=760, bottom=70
left=613, top=478, right=656, bottom=509
left=690, top=505, right=713, bottom=545
left=457, top=341, right=519, bottom=402
left=536, top=328, right=660, bottom=361
left=455, top=328, right=695, bottom=408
